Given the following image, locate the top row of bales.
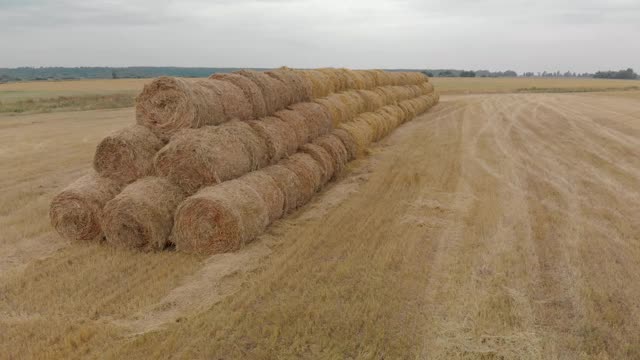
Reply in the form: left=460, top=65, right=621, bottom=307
left=136, top=68, right=427, bottom=140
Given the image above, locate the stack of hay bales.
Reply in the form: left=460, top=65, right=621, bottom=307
left=50, top=68, right=439, bottom=253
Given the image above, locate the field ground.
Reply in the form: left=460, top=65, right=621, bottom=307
left=1, top=79, right=640, bottom=359
left=430, top=77, right=640, bottom=94
left=2, top=77, right=640, bottom=114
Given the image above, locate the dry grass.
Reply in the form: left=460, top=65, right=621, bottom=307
left=0, top=78, right=147, bottom=113
left=1, top=80, right=640, bottom=359
left=0, top=93, right=136, bottom=114
left=431, top=77, right=640, bottom=95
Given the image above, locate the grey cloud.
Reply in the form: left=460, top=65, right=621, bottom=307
left=0, top=0, right=638, bottom=72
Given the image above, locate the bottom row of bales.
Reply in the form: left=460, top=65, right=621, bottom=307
left=49, top=92, right=438, bottom=255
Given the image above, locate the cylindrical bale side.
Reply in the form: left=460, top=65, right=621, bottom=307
left=248, top=116, right=298, bottom=164
left=299, top=143, right=335, bottom=185
left=338, top=120, right=376, bottom=152
left=312, top=134, right=350, bottom=177
left=298, top=70, right=334, bottom=98
left=239, top=171, right=285, bottom=222
left=331, top=128, right=359, bottom=161
left=262, top=164, right=305, bottom=214
left=237, top=70, right=289, bottom=114
left=280, top=153, right=324, bottom=204
left=266, top=68, right=312, bottom=104
left=210, top=72, right=268, bottom=118
left=288, top=102, right=333, bottom=140
left=154, top=121, right=268, bottom=195
left=273, top=108, right=311, bottom=146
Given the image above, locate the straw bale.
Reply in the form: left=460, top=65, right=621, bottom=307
left=102, top=177, right=185, bottom=250
left=49, top=172, right=123, bottom=241
left=93, top=125, right=164, bottom=183
left=210, top=72, right=268, bottom=118
left=239, top=171, right=285, bottom=222
left=331, top=128, right=359, bottom=160
left=299, top=143, right=334, bottom=185
left=154, top=121, right=268, bottom=194
left=313, top=134, right=349, bottom=176
left=136, top=77, right=251, bottom=139
left=288, top=102, right=333, bottom=139
left=173, top=180, right=269, bottom=254
left=262, top=165, right=304, bottom=213
left=237, top=70, right=289, bottom=114
left=248, top=116, right=298, bottom=163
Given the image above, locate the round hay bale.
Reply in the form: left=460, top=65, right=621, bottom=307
left=356, top=90, right=385, bottom=112
left=102, top=177, right=185, bottom=251
left=299, top=143, right=334, bottom=185
left=49, top=172, right=123, bottom=241
left=341, top=69, right=365, bottom=89
left=210, top=72, right=268, bottom=118
left=136, top=77, right=251, bottom=140
left=93, top=125, right=164, bottom=183
left=378, top=105, right=405, bottom=127
left=331, top=128, right=359, bottom=160
left=266, top=68, right=312, bottom=104
left=317, top=68, right=344, bottom=92
left=298, top=70, right=334, bottom=98
left=288, top=102, right=333, bottom=139
left=262, top=164, right=304, bottom=214
left=136, top=77, right=222, bottom=140
left=248, top=116, right=298, bottom=163
left=154, top=121, right=268, bottom=195
left=273, top=108, right=311, bottom=145
left=315, top=92, right=362, bottom=125
left=239, top=171, right=285, bottom=222
left=208, top=79, right=254, bottom=121
left=398, top=100, right=418, bottom=122
left=374, top=87, right=397, bottom=105
left=336, top=92, right=364, bottom=119
left=339, top=118, right=376, bottom=151
left=280, top=153, right=324, bottom=204
left=419, top=82, right=434, bottom=95
left=237, top=70, right=289, bottom=114
left=348, top=70, right=367, bottom=90
left=173, top=180, right=269, bottom=255
left=313, top=97, right=344, bottom=127
left=313, top=134, right=349, bottom=177
left=371, top=70, right=393, bottom=87
left=354, top=70, right=377, bottom=89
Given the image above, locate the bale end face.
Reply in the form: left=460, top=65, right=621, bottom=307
left=49, top=173, right=123, bottom=242
left=173, top=181, right=269, bottom=255
left=93, top=125, right=164, bottom=184
left=101, top=177, right=185, bottom=251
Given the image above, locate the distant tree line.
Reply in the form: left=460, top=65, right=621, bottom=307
left=0, top=67, right=271, bottom=83
left=422, top=68, right=639, bottom=80
left=593, top=68, right=638, bottom=80
left=0, top=66, right=427, bottom=83
left=423, top=69, right=518, bottom=78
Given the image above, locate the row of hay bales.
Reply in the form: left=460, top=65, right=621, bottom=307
left=135, top=68, right=426, bottom=141
left=50, top=68, right=438, bottom=254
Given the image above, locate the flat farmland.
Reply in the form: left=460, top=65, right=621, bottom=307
left=1, top=78, right=639, bottom=359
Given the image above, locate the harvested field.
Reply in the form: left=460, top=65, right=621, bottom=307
left=3, top=77, right=640, bottom=359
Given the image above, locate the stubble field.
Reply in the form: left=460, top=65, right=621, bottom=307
left=1, top=77, right=639, bottom=359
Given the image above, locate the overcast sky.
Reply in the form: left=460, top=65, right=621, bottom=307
left=1, top=0, right=638, bottom=72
